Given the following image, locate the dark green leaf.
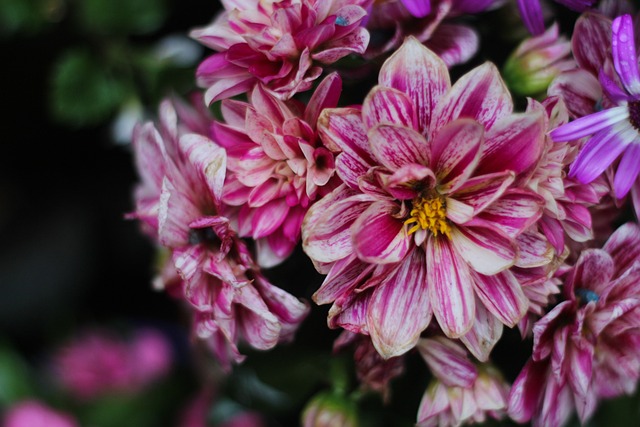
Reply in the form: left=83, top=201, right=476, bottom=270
left=75, top=0, right=168, bottom=36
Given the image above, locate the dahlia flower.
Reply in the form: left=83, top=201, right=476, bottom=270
left=416, top=337, right=509, bottom=427
left=551, top=14, right=640, bottom=200
left=365, top=0, right=496, bottom=66
left=129, top=97, right=309, bottom=369
left=190, top=0, right=371, bottom=103
left=517, top=0, right=597, bottom=35
left=508, top=222, right=640, bottom=427
left=212, top=73, right=342, bottom=267
left=303, top=37, right=546, bottom=359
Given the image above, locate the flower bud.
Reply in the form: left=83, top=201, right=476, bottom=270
left=301, top=392, right=359, bottom=427
left=502, top=22, right=573, bottom=97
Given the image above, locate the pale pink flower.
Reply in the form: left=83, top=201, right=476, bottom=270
left=212, top=73, right=342, bottom=267
left=52, top=328, right=172, bottom=400
left=416, top=337, right=510, bottom=427
left=303, top=37, right=547, bottom=359
left=365, top=0, right=498, bottom=66
left=3, top=400, right=78, bottom=427
left=128, top=97, right=309, bottom=369
left=190, top=0, right=371, bottom=103
left=508, top=222, right=640, bottom=427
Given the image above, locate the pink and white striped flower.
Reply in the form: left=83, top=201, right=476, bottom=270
left=416, top=337, right=510, bottom=427
left=212, top=73, right=342, bottom=267
left=302, top=37, right=546, bottom=359
left=128, top=97, right=309, bottom=370
left=508, top=222, right=640, bottom=427
left=190, top=0, right=371, bottom=103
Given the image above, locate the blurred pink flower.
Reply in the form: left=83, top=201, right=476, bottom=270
left=52, top=328, right=172, bottom=400
left=303, top=37, right=546, bottom=359
left=508, top=222, right=640, bottom=427
left=212, top=73, right=342, bottom=267
left=3, top=400, right=78, bottom=427
left=416, top=337, right=509, bottom=427
left=190, top=0, right=371, bottom=103
left=176, top=388, right=267, bottom=427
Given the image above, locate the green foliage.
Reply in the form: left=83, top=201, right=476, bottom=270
left=50, top=48, right=130, bottom=127
left=0, top=0, right=55, bottom=36
left=74, top=0, right=168, bottom=36
left=0, top=340, right=35, bottom=406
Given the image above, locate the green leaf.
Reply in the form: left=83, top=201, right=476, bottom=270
left=50, top=48, right=129, bottom=127
left=0, top=339, right=35, bottom=406
left=75, top=0, right=168, bottom=36
left=0, top=0, right=52, bottom=37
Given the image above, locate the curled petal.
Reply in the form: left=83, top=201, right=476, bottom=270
left=353, top=200, right=410, bottom=264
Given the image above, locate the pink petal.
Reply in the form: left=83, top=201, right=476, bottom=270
left=425, top=23, right=479, bottom=67
left=427, top=237, right=475, bottom=338
left=304, top=72, right=342, bottom=128
left=572, top=12, right=613, bottom=74
left=471, top=270, right=529, bottom=328
left=460, top=300, right=504, bottom=362
left=251, top=199, right=290, bottom=239
left=451, top=171, right=515, bottom=215
left=475, top=189, right=544, bottom=239
left=318, top=107, right=374, bottom=164
left=432, top=62, right=513, bottom=136
left=450, top=225, right=517, bottom=275
left=352, top=200, right=410, bottom=264
left=378, top=36, right=451, bottom=136
left=180, top=134, right=227, bottom=205
left=362, top=86, right=417, bottom=131
left=418, top=337, right=477, bottom=388
left=432, top=118, right=484, bottom=191
left=367, top=249, right=432, bottom=358
left=548, top=69, right=603, bottom=118
left=368, top=124, right=430, bottom=170
left=313, top=254, right=373, bottom=305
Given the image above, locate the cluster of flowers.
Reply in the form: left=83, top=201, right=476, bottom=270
left=128, top=0, right=640, bottom=426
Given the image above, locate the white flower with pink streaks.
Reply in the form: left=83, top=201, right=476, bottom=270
left=417, top=337, right=509, bottom=427
left=212, top=74, right=342, bottom=267
left=302, top=37, right=547, bottom=360
left=508, top=222, right=640, bottom=427
left=190, top=0, right=371, bottom=103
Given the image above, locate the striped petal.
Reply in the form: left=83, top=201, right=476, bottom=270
left=427, top=237, right=475, bottom=338
left=367, top=249, right=431, bottom=358
left=450, top=225, right=517, bottom=275
left=368, top=124, right=430, bottom=170
left=353, top=200, right=410, bottom=264
left=362, top=86, right=417, bottom=131
left=471, top=270, right=529, bottom=328
left=378, top=36, right=451, bottom=135
left=418, top=337, right=477, bottom=388
left=460, top=300, right=503, bottom=362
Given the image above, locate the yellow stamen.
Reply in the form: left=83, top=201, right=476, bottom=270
left=404, top=194, right=451, bottom=238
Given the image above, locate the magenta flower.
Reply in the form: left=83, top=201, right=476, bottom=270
left=516, top=0, right=597, bottom=35
left=3, top=400, right=78, bottom=427
left=190, top=0, right=371, bottom=103
left=365, top=0, right=496, bottom=66
left=551, top=14, right=640, bottom=200
left=508, top=222, right=640, bottom=427
left=302, top=37, right=546, bottom=359
left=416, top=337, right=510, bottom=427
left=128, top=97, right=309, bottom=369
left=212, top=73, right=342, bottom=267
left=52, top=328, right=172, bottom=400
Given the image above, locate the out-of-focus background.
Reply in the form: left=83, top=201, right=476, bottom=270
left=2, top=1, right=640, bottom=426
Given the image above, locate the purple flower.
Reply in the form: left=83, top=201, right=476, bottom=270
left=190, top=0, right=371, bottom=103
left=551, top=14, right=640, bottom=200
left=302, top=37, right=546, bottom=359
left=508, top=222, right=640, bottom=427
left=517, top=0, right=598, bottom=35
left=212, top=74, right=342, bottom=267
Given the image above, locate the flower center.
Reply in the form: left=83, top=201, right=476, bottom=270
left=629, top=100, right=640, bottom=130
left=405, top=194, right=451, bottom=237
left=575, top=288, right=599, bottom=305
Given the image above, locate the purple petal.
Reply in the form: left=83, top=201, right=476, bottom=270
left=612, top=14, right=640, bottom=95
left=568, top=121, right=632, bottom=184
left=401, top=0, right=431, bottom=18
left=427, top=237, right=476, bottom=338
left=367, top=249, right=432, bottom=358
left=516, top=0, right=545, bottom=35
left=614, top=142, right=640, bottom=198
left=425, top=23, right=479, bottom=68
left=368, top=124, right=430, bottom=170
left=550, top=105, right=628, bottom=141
left=378, top=36, right=451, bottom=136
left=471, top=270, right=528, bottom=328
left=353, top=200, right=410, bottom=264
